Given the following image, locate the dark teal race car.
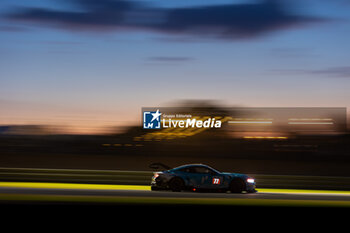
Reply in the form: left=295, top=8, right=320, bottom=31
left=151, top=164, right=256, bottom=193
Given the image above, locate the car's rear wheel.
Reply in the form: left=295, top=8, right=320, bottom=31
left=169, top=177, right=184, bottom=192
left=229, top=178, right=245, bottom=193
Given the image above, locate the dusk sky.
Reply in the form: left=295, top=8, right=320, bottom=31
left=1, top=0, right=350, bottom=133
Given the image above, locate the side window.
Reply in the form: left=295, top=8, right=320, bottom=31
left=179, top=166, right=215, bottom=174
left=193, top=167, right=213, bottom=174
left=179, top=167, right=193, bottom=173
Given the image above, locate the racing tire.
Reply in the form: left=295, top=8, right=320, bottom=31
left=229, top=178, right=245, bottom=193
left=169, top=177, right=185, bottom=192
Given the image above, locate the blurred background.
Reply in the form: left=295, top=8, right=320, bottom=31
left=0, top=101, right=348, bottom=177
left=0, top=0, right=350, bottom=184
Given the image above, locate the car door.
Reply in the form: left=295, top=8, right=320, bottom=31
left=209, top=174, right=225, bottom=189
left=180, top=166, right=224, bottom=189
left=195, top=166, right=225, bottom=189
left=183, top=166, right=204, bottom=188
left=177, top=166, right=201, bottom=188
left=190, top=166, right=222, bottom=189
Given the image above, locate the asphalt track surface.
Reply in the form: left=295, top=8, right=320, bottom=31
left=1, top=182, right=350, bottom=208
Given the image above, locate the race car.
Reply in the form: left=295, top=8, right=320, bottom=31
left=151, top=163, right=256, bottom=193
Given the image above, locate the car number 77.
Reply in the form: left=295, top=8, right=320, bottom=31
left=212, top=178, right=220, bottom=184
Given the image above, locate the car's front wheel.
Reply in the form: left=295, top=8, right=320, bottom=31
left=169, top=177, right=184, bottom=192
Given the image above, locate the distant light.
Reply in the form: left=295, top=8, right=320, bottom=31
left=288, top=122, right=333, bottom=125
left=288, top=118, right=333, bottom=121
left=243, top=136, right=287, bottom=140
left=232, top=118, right=273, bottom=121
left=228, top=121, right=273, bottom=124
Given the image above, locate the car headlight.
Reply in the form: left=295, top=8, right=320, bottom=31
left=247, top=178, right=255, bottom=183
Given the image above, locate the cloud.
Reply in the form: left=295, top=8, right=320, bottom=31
left=6, top=0, right=135, bottom=31
left=147, top=56, right=194, bottom=62
left=155, top=1, right=324, bottom=39
left=5, top=0, right=327, bottom=39
left=309, top=66, right=350, bottom=78
left=270, top=66, right=350, bottom=78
